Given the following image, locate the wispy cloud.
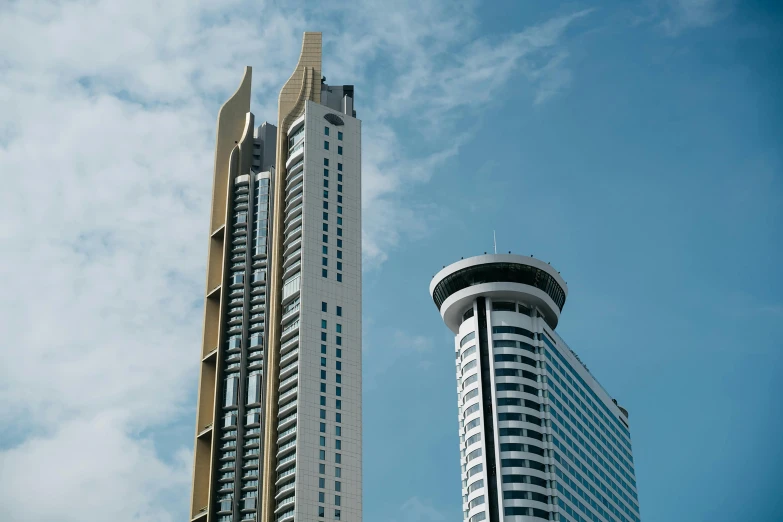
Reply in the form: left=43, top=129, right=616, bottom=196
left=659, top=0, right=732, bottom=35
left=0, top=0, right=592, bottom=519
left=387, top=496, right=447, bottom=522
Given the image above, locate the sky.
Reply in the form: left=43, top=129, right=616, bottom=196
left=0, top=0, right=781, bottom=521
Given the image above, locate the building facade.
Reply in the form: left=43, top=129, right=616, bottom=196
left=429, top=255, right=640, bottom=522
left=190, top=32, right=362, bottom=522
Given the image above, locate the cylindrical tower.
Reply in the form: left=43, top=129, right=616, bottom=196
left=430, top=254, right=568, bottom=522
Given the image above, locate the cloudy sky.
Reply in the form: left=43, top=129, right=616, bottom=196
left=0, top=0, right=781, bottom=521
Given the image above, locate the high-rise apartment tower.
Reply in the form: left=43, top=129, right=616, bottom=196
left=429, top=254, right=640, bottom=522
left=190, top=32, right=362, bottom=522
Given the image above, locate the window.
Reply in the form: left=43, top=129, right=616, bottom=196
left=322, top=269, right=328, bottom=278
left=335, top=467, right=341, bottom=477
left=324, top=180, right=329, bottom=188
left=335, top=412, right=342, bottom=422
left=323, top=201, right=328, bottom=209
left=321, top=382, right=327, bottom=392
left=320, top=449, right=326, bottom=459
left=336, top=306, right=342, bottom=316
left=319, top=491, right=325, bottom=502
left=336, top=374, right=342, bottom=384
left=460, top=331, right=476, bottom=347
left=319, top=463, right=326, bottom=473
left=337, top=184, right=342, bottom=193
left=322, top=257, right=328, bottom=266
left=335, top=426, right=342, bottom=436
left=325, top=126, right=330, bottom=135
left=336, top=386, right=342, bottom=396
left=337, top=205, right=342, bottom=214
left=320, top=422, right=326, bottom=433
left=323, top=234, right=328, bottom=243
left=320, top=436, right=326, bottom=446
left=320, top=409, right=326, bottom=419
left=492, top=301, right=516, bottom=312
left=336, top=400, right=342, bottom=409
left=338, top=131, right=343, bottom=140
left=321, top=344, right=327, bottom=354
left=323, top=212, right=329, bottom=220
left=337, top=146, right=342, bottom=154
left=338, top=173, right=343, bottom=182
left=319, top=477, right=325, bottom=487
left=337, top=250, right=343, bottom=259
left=321, top=332, right=327, bottom=341
left=492, top=325, right=535, bottom=339
left=337, top=163, right=342, bottom=171
left=337, top=228, right=343, bottom=237
left=324, top=168, right=329, bottom=177
left=320, top=395, right=326, bottom=406
left=335, top=440, right=341, bottom=450
left=321, top=370, right=327, bottom=379
left=324, top=141, right=329, bottom=150
left=322, top=302, right=328, bottom=312
left=335, top=454, right=342, bottom=464
left=324, top=158, right=329, bottom=166
left=322, top=319, right=327, bottom=329
left=323, top=246, right=328, bottom=254
left=324, top=190, right=328, bottom=197
left=321, top=357, right=327, bottom=367
left=336, top=348, right=342, bottom=358
left=337, top=196, right=343, bottom=204
left=319, top=506, right=325, bottom=517
left=336, top=361, right=342, bottom=371
left=337, top=262, right=343, bottom=271
left=335, top=495, right=341, bottom=506
left=336, top=336, right=342, bottom=346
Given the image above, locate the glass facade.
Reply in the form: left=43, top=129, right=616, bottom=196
left=213, top=171, right=272, bottom=522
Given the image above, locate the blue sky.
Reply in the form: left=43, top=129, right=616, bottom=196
left=0, top=1, right=780, bottom=521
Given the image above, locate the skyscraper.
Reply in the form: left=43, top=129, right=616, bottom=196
left=190, top=32, right=362, bottom=522
left=429, top=254, right=640, bottom=522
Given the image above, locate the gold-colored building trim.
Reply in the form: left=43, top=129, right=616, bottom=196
left=259, top=32, right=322, bottom=522
left=190, top=67, right=252, bottom=522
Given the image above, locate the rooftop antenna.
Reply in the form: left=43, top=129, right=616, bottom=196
left=493, top=230, right=497, bottom=254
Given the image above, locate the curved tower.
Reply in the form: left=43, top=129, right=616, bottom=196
left=430, top=254, right=640, bottom=522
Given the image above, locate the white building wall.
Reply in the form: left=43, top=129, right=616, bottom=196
left=283, top=100, right=361, bottom=522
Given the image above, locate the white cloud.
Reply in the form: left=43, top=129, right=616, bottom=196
left=388, top=496, right=447, bottom=522
left=659, top=0, right=731, bottom=35
left=0, top=0, right=591, bottom=519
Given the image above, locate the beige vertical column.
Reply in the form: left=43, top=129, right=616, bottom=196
left=190, top=67, right=252, bottom=522
left=260, top=32, right=321, bottom=522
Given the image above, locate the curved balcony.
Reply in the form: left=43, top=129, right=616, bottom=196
left=282, top=259, right=301, bottom=280
left=275, top=465, right=296, bottom=485
left=275, top=508, right=295, bottom=522
left=283, top=237, right=302, bottom=259
left=285, top=180, right=303, bottom=201
left=286, top=168, right=303, bottom=189
left=286, top=140, right=304, bottom=166
left=284, top=201, right=303, bottom=223
left=283, top=224, right=302, bottom=247
left=279, top=361, right=299, bottom=381
left=280, top=335, right=299, bottom=355
left=278, top=386, right=298, bottom=406
left=276, top=451, right=297, bottom=470
left=278, top=372, right=298, bottom=392
left=277, top=424, right=296, bottom=445
left=278, top=397, right=297, bottom=418
left=280, top=347, right=298, bottom=367
left=277, top=436, right=297, bottom=457
left=275, top=480, right=296, bottom=500
left=283, top=247, right=301, bottom=268
left=284, top=214, right=302, bottom=235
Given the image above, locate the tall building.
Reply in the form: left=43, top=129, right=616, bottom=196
left=190, top=33, right=362, bottom=522
left=429, top=255, right=640, bottom=522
